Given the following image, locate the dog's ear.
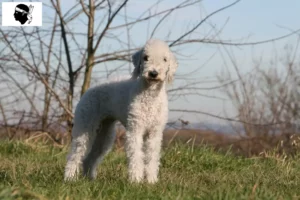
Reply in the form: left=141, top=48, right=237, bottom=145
left=167, top=50, right=178, bottom=84
left=131, top=49, right=143, bottom=79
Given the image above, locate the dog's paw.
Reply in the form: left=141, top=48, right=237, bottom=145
left=128, top=172, right=144, bottom=183
left=146, top=175, right=158, bottom=184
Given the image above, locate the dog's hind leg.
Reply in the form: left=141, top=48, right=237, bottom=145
left=64, top=123, right=93, bottom=181
left=82, top=118, right=117, bottom=179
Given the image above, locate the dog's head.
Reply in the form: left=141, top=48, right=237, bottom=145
left=131, top=39, right=178, bottom=84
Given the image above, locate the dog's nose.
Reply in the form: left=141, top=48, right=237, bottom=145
left=148, top=70, right=158, bottom=78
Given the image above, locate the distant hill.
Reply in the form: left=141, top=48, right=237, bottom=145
left=166, top=121, right=243, bottom=135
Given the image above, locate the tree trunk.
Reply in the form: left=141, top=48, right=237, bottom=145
left=81, top=0, right=95, bottom=96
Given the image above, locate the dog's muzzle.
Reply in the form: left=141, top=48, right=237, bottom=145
left=148, top=70, right=158, bottom=78
left=144, top=70, right=162, bottom=83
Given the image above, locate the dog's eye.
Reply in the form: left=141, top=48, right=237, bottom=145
left=143, top=55, right=148, bottom=61
left=163, top=57, right=167, bottom=62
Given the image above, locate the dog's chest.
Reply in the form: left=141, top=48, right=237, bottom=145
left=129, top=93, right=168, bottom=126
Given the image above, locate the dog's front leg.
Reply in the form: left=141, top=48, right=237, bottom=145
left=125, top=124, right=145, bottom=183
left=144, top=126, right=164, bottom=183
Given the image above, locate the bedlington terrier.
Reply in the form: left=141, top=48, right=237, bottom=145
left=64, top=39, right=178, bottom=183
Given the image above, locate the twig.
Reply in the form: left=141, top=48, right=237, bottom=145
left=169, top=0, right=241, bottom=47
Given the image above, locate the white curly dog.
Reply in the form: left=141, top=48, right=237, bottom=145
left=64, top=39, right=178, bottom=183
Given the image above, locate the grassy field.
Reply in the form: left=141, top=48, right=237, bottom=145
left=0, top=140, right=300, bottom=200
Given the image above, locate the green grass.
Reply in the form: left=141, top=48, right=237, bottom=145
left=0, top=140, right=300, bottom=200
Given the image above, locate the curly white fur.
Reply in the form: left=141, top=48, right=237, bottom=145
left=64, top=39, right=178, bottom=183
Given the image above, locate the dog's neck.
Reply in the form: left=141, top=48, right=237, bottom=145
left=136, top=78, right=166, bottom=97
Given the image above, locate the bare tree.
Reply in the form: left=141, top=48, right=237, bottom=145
left=218, top=41, right=300, bottom=138
left=0, top=0, right=298, bottom=144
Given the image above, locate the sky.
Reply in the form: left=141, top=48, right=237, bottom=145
left=1, top=0, right=300, bottom=125
left=117, top=0, right=300, bottom=124
left=178, top=0, right=300, bottom=124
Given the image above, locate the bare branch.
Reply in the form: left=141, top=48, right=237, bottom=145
left=93, top=0, right=129, bottom=52
left=169, top=0, right=241, bottom=47
left=170, top=109, right=286, bottom=126
left=80, top=0, right=90, bottom=17
left=170, top=28, right=300, bottom=46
